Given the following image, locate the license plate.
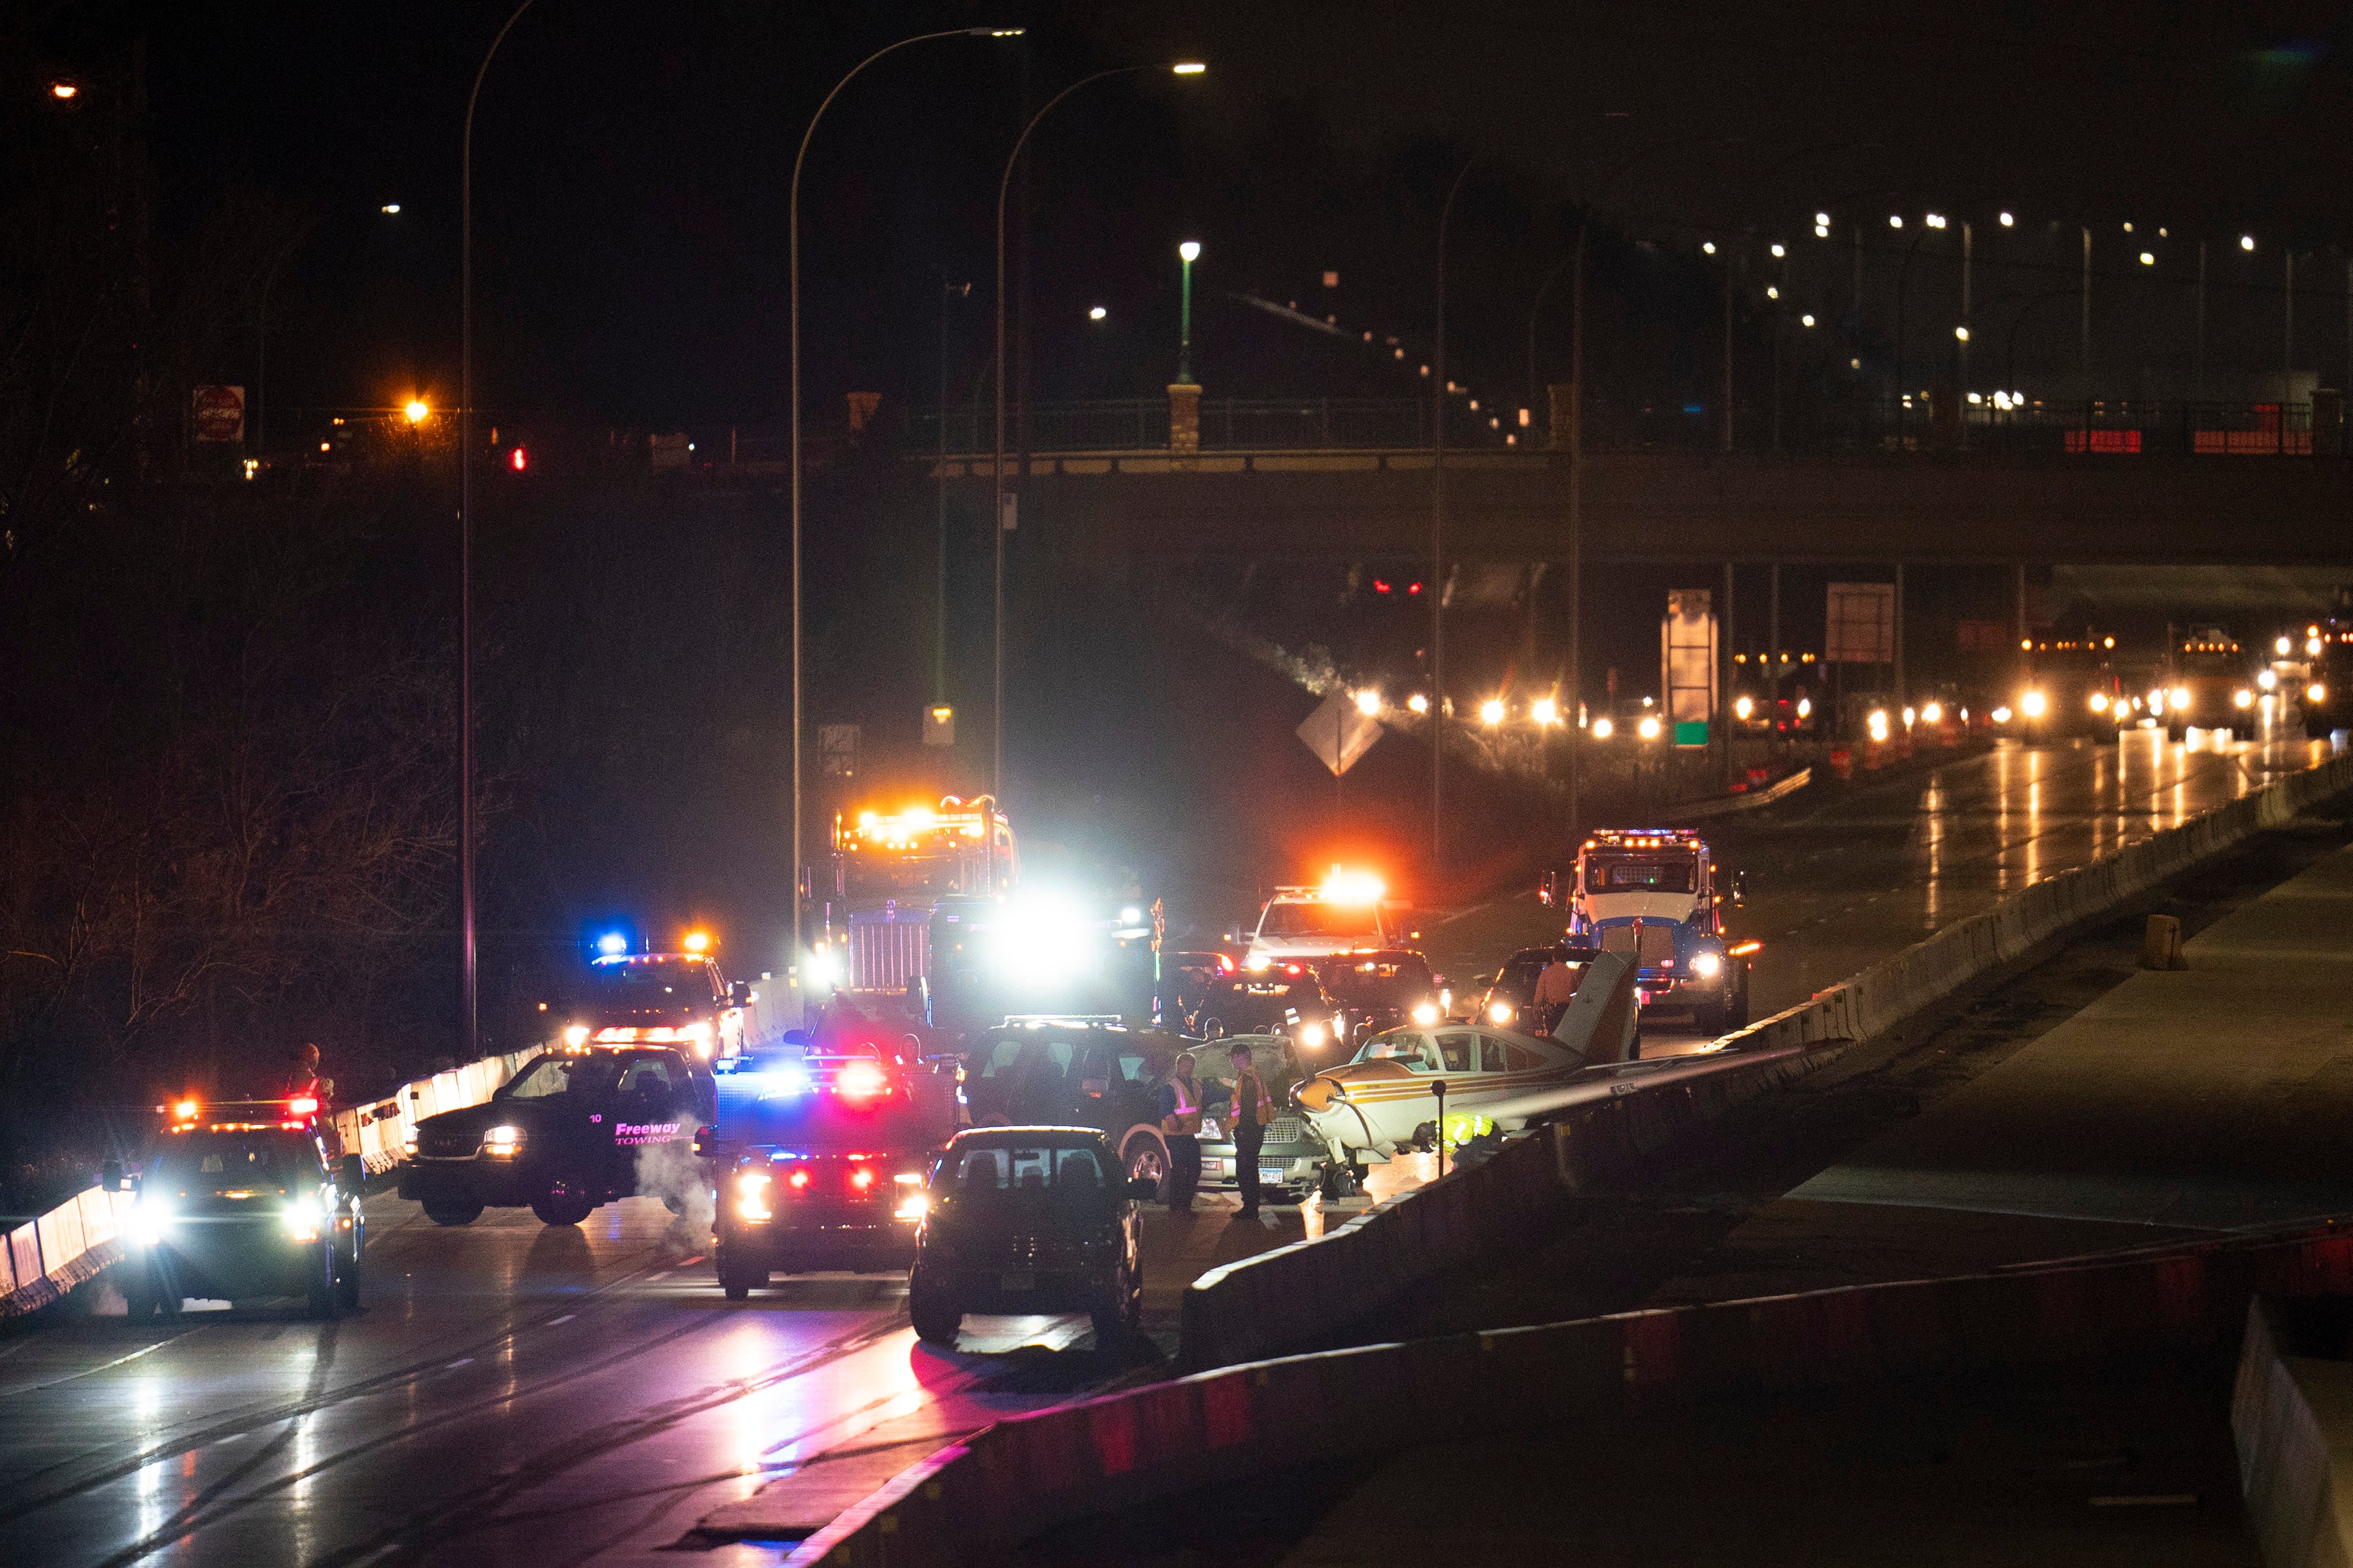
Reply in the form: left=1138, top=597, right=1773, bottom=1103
left=999, top=1271, right=1034, bottom=1292
left=1259, top=1168, right=1284, bottom=1183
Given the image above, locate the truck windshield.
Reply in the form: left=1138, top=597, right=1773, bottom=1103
left=576, top=962, right=710, bottom=1012
left=842, top=850, right=985, bottom=903
left=153, top=1132, right=317, bottom=1192
left=1259, top=902, right=1380, bottom=939
left=503, top=1055, right=620, bottom=1100
left=1585, top=856, right=1697, bottom=893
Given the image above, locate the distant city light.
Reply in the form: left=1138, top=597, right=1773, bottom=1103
left=1814, top=225, right=1829, bottom=239
left=1354, top=689, right=1381, bottom=716
left=1171, top=61, right=1206, bottom=75
left=1701, top=241, right=1716, bottom=254
left=1999, top=211, right=2014, bottom=226
left=1800, top=314, right=1816, bottom=327
left=1178, top=240, right=1201, bottom=263
left=48, top=80, right=76, bottom=100
left=1924, top=212, right=1946, bottom=228
left=381, top=203, right=401, bottom=214
left=1888, top=214, right=1903, bottom=229
left=1407, top=693, right=1429, bottom=715
left=2241, top=235, right=2256, bottom=252
left=1479, top=697, right=1506, bottom=726
left=2139, top=252, right=2154, bottom=265
left=1088, top=305, right=1107, bottom=320
left=1770, top=242, right=1786, bottom=258
left=1814, top=212, right=1829, bottom=227
left=403, top=399, right=429, bottom=424
left=1517, top=408, right=1530, bottom=427
left=1531, top=697, right=1560, bottom=726
left=2122, top=222, right=2133, bottom=233
left=1765, top=286, right=1779, bottom=299
left=1954, top=325, right=1970, bottom=342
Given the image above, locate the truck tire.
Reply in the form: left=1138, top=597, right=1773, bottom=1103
left=908, top=1267, right=961, bottom=1344
left=532, top=1173, right=595, bottom=1227
left=336, top=1250, right=361, bottom=1311
left=307, top=1251, right=340, bottom=1320
left=424, top=1200, right=484, bottom=1227
left=718, top=1248, right=767, bottom=1302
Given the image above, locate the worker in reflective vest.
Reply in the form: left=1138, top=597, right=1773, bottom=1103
left=1157, top=1052, right=1203, bottom=1212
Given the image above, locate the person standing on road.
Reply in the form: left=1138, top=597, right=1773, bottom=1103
left=1530, top=946, right=1583, bottom=1033
left=1227, top=1041, right=1275, bottom=1218
left=1157, top=1052, right=1204, bottom=1212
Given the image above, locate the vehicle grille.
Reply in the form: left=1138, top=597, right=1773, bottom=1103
left=1261, top=1116, right=1306, bottom=1145
left=846, top=914, right=929, bottom=992
left=419, top=1129, right=479, bottom=1158
left=1601, top=925, right=1677, bottom=965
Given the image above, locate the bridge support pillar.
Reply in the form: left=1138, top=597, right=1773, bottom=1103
left=1168, top=382, right=1201, bottom=454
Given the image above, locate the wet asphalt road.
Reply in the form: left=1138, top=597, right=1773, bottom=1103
left=1436, top=729, right=2343, bottom=1033
left=0, top=1195, right=1107, bottom=1568
left=3, top=730, right=2339, bottom=1568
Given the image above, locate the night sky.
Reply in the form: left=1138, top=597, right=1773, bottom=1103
left=39, top=0, right=2353, bottom=425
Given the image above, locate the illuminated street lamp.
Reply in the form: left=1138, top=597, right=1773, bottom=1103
left=1354, top=689, right=1382, bottom=717
left=48, top=79, right=76, bottom=100
left=404, top=398, right=430, bottom=424
left=1531, top=697, right=1560, bottom=726
left=1637, top=714, right=1663, bottom=741
left=1176, top=240, right=1201, bottom=384
left=1480, top=697, right=1507, bottom=726
left=1407, top=693, right=1430, bottom=715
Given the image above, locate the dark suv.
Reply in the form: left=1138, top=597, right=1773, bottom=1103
left=122, top=1105, right=365, bottom=1318
left=399, top=1044, right=715, bottom=1226
left=906, top=1126, right=1154, bottom=1348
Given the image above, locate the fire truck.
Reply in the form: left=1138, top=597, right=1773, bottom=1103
left=818, top=795, right=1017, bottom=1011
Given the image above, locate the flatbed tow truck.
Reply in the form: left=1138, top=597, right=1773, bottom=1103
left=1545, top=828, right=1755, bottom=1034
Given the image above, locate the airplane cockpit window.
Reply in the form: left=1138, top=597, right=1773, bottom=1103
left=1434, top=1031, right=1477, bottom=1073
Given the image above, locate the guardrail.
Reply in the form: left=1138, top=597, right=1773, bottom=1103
left=1171, top=740, right=2353, bottom=1369
left=0, top=1047, right=539, bottom=1320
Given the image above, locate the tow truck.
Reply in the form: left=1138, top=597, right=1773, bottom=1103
left=816, top=796, right=1017, bottom=1019
left=701, top=1043, right=959, bottom=1298
left=1546, top=829, right=1754, bottom=1035
left=399, top=1043, right=714, bottom=1226
left=120, top=1097, right=365, bottom=1318
left=2008, top=631, right=2129, bottom=742
left=2156, top=626, right=2257, bottom=741
left=556, top=936, right=751, bottom=1061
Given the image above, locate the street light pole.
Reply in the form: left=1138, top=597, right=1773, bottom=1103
left=459, top=0, right=537, bottom=1060
left=937, top=278, right=968, bottom=707
left=793, top=27, right=1016, bottom=982
left=1431, top=156, right=1476, bottom=875
left=992, top=62, right=1203, bottom=803
left=1176, top=240, right=1198, bottom=384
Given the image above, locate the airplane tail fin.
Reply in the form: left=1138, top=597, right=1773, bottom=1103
left=1552, top=951, right=1639, bottom=1067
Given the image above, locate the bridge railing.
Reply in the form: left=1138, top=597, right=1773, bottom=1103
left=910, top=397, right=2340, bottom=458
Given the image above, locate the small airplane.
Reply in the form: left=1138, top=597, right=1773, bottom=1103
left=1290, top=952, right=1796, bottom=1163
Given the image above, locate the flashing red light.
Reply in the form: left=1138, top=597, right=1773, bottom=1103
left=1283, top=963, right=1303, bottom=976
left=1216, top=953, right=1235, bottom=973
left=850, top=1167, right=876, bottom=1191
left=286, top=1096, right=319, bottom=1116
left=509, top=446, right=528, bottom=472
left=788, top=1168, right=812, bottom=1190
left=835, top=1059, right=888, bottom=1100
left=1407, top=581, right=1423, bottom=595
left=1373, top=580, right=1392, bottom=593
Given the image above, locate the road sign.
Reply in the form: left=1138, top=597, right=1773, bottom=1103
left=1297, top=690, right=1382, bottom=777
left=922, top=705, right=954, bottom=748
left=191, top=385, right=245, bottom=444
left=1827, top=582, right=1896, bottom=663
left=1661, top=589, right=1716, bottom=745
left=818, top=724, right=859, bottom=778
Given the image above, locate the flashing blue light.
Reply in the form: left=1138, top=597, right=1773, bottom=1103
left=596, top=932, right=627, bottom=956
left=1682, top=403, right=1705, bottom=415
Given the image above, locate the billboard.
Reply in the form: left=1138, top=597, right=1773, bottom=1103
left=1826, top=582, right=1895, bottom=663
left=1661, top=590, right=1716, bottom=746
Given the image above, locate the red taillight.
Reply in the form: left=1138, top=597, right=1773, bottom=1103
left=509, top=446, right=527, bottom=472
left=1216, top=953, right=1235, bottom=973
left=850, top=1167, right=876, bottom=1192
left=1283, top=963, right=1303, bottom=976
left=788, top=1168, right=811, bottom=1190
left=287, top=1097, right=319, bottom=1115
left=1373, top=580, right=1392, bottom=593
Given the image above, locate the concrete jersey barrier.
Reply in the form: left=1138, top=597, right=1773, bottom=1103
left=1173, top=742, right=2353, bottom=1370
left=787, top=1221, right=2353, bottom=1568
left=0, top=1044, right=542, bottom=1319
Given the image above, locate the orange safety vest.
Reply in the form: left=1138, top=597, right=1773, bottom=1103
left=1229, top=1069, right=1275, bottom=1129
left=1161, top=1076, right=1202, bottom=1137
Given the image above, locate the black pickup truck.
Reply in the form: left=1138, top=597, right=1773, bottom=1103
left=398, top=1044, right=714, bottom=1226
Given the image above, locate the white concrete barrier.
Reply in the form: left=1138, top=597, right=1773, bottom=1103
left=2, top=1044, right=540, bottom=1318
